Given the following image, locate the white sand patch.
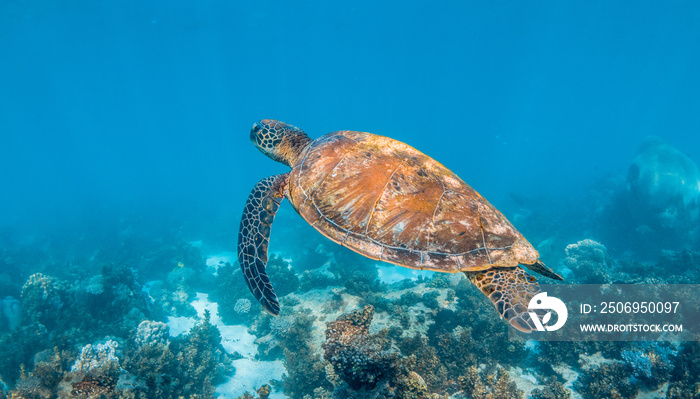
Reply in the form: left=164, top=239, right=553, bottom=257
left=377, top=263, right=432, bottom=284
left=216, top=359, right=286, bottom=399
left=507, top=366, right=543, bottom=397
left=552, top=364, right=582, bottom=399
left=579, top=351, right=621, bottom=371
left=637, top=382, right=669, bottom=398
left=219, top=324, right=258, bottom=358
left=166, top=315, right=196, bottom=337
left=166, top=291, right=286, bottom=398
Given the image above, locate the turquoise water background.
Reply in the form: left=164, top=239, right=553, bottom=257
left=2, top=1, right=699, bottom=245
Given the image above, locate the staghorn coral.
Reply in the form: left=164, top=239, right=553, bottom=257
left=392, top=368, right=431, bottom=399
left=211, top=262, right=254, bottom=324
left=27, top=347, right=74, bottom=394
left=564, top=239, right=610, bottom=283
left=395, top=336, right=446, bottom=393
left=298, top=268, right=338, bottom=292
left=322, top=305, right=397, bottom=391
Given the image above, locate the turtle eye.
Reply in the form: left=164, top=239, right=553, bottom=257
left=250, top=123, right=262, bottom=142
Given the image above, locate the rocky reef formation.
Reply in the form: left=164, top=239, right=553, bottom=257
left=323, top=305, right=396, bottom=391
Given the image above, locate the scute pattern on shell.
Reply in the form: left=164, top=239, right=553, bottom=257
left=288, top=130, right=539, bottom=273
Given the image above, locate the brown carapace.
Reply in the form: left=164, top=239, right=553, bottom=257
left=238, top=119, right=563, bottom=332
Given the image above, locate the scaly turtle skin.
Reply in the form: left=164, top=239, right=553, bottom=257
left=238, top=119, right=563, bottom=332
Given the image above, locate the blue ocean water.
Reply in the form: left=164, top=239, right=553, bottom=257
left=2, top=1, right=699, bottom=241
left=1, top=1, right=700, bottom=398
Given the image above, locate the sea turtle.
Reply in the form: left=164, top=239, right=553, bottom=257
left=238, top=119, right=563, bottom=332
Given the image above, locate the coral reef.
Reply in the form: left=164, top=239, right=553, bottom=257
left=323, top=305, right=396, bottom=390
left=667, top=341, right=700, bottom=398
left=21, top=273, right=74, bottom=330
left=135, top=320, right=170, bottom=347
left=277, top=310, right=331, bottom=398
left=529, top=377, right=571, bottom=399
left=234, top=298, right=252, bottom=315
left=60, top=340, right=122, bottom=398
left=563, top=239, right=611, bottom=283
left=574, top=362, right=638, bottom=399
left=70, top=340, right=120, bottom=373
left=266, top=255, right=300, bottom=297
left=123, top=310, right=233, bottom=398
left=621, top=341, right=677, bottom=388
left=456, top=366, right=523, bottom=399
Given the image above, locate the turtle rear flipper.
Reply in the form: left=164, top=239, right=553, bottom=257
left=238, top=173, right=288, bottom=315
left=466, top=267, right=542, bottom=333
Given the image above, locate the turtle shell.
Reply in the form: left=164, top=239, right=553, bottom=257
left=287, top=130, right=539, bottom=272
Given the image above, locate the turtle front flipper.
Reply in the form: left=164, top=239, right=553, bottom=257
left=466, top=267, right=542, bottom=333
left=238, top=173, right=289, bottom=315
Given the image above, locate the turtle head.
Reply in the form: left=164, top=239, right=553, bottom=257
left=250, top=119, right=312, bottom=167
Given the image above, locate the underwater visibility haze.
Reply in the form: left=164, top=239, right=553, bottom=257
left=1, top=1, right=700, bottom=398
